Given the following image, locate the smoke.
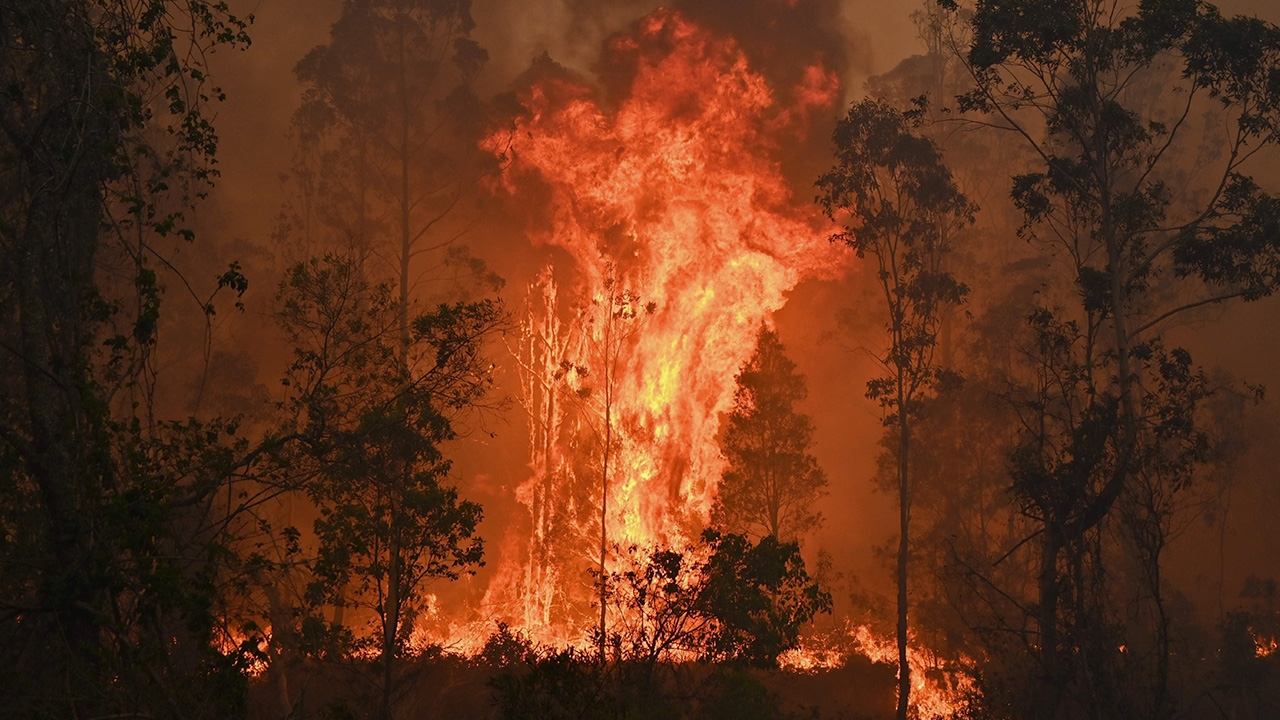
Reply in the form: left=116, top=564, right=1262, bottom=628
left=186, top=0, right=1280, bottom=653
left=187, top=0, right=911, bottom=630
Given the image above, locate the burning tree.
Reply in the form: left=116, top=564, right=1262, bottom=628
left=480, top=9, right=842, bottom=649
left=577, top=276, right=657, bottom=663
left=713, top=326, right=827, bottom=543
left=504, top=270, right=655, bottom=660
left=817, top=99, right=974, bottom=720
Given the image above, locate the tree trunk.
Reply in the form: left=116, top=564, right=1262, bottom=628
left=15, top=60, right=112, bottom=714
left=384, top=531, right=401, bottom=720
left=599, top=414, right=610, bottom=664
left=264, top=581, right=296, bottom=717
left=599, top=300, right=614, bottom=665
left=896, top=407, right=911, bottom=720
left=1144, top=515, right=1170, bottom=720
left=399, top=74, right=412, bottom=359
left=1038, top=525, right=1063, bottom=719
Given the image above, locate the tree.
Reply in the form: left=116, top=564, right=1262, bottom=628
left=556, top=273, right=655, bottom=663
left=275, top=255, right=502, bottom=719
left=695, top=530, right=834, bottom=668
left=288, top=0, right=501, bottom=330
left=502, top=269, right=655, bottom=656
left=589, top=278, right=650, bottom=663
left=280, top=4, right=506, bottom=710
left=932, top=1, right=1280, bottom=715
left=0, top=2, right=262, bottom=718
left=817, top=99, right=973, bottom=720
left=487, top=530, right=829, bottom=720
left=713, top=326, right=827, bottom=542
left=604, top=529, right=832, bottom=670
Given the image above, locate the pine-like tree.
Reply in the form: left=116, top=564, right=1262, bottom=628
left=713, top=327, right=827, bottom=542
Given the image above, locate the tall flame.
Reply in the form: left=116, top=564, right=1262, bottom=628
left=480, top=8, right=844, bottom=647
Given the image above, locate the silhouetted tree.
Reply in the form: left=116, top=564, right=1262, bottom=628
left=277, top=6, right=507, bottom=712
left=555, top=272, right=655, bottom=664
left=817, top=99, right=973, bottom=720
left=933, top=0, right=1280, bottom=716
left=604, top=530, right=832, bottom=669
left=696, top=530, right=833, bottom=667
left=0, top=2, right=261, bottom=718
left=275, top=255, right=502, bottom=719
left=489, top=529, right=825, bottom=720
left=713, top=326, right=827, bottom=542
left=287, top=0, right=501, bottom=320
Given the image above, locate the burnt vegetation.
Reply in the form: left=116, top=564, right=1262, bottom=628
left=2, top=1, right=1280, bottom=720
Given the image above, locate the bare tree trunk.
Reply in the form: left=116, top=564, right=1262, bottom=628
left=264, top=581, right=296, bottom=717
left=1074, top=542, right=1104, bottom=720
left=385, top=28, right=411, bottom=720
left=896, top=398, right=911, bottom=720
left=384, top=531, right=400, bottom=720
left=1039, top=525, right=1063, bottom=719
left=599, top=411, right=611, bottom=664
left=1136, top=494, right=1171, bottom=720
left=599, top=298, right=615, bottom=665
left=399, top=66, right=412, bottom=358
left=769, top=486, right=781, bottom=540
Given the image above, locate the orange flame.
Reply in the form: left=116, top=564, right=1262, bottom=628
left=1256, top=632, right=1279, bottom=658
left=478, top=8, right=845, bottom=647
left=779, top=623, right=977, bottom=720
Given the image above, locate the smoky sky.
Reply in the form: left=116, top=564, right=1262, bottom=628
left=200, top=0, right=1280, bottom=624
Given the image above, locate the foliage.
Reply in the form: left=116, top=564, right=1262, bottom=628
left=480, top=621, right=537, bottom=668
left=0, top=2, right=263, bottom=718
left=713, top=327, right=827, bottom=542
left=696, top=530, right=834, bottom=667
left=817, top=97, right=972, bottom=720
left=817, top=99, right=973, bottom=418
left=490, top=646, right=621, bottom=720
left=275, top=254, right=501, bottom=664
left=603, top=530, right=832, bottom=669
left=928, top=0, right=1280, bottom=716
left=268, top=7, right=511, bottom=715
left=282, top=0, right=502, bottom=298
left=489, top=646, right=784, bottom=720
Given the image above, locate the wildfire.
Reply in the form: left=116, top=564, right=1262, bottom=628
left=373, top=9, right=978, bottom=720
left=479, top=8, right=844, bottom=647
left=779, top=623, right=976, bottom=720
left=1256, top=632, right=1279, bottom=658
left=215, top=626, right=270, bottom=677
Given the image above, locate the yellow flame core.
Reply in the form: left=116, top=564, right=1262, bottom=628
left=477, top=9, right=844, bottom=648
left=1256, top=633, right=1279, bottom=658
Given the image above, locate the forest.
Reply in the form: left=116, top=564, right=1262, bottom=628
left=3, top=1, right=1280, bottom=719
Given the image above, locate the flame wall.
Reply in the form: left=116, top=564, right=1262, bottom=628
left=480, top=9, right=846, bottom=645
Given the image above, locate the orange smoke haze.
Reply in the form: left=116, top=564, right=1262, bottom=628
left=183, top=1, right=1280, bottom=713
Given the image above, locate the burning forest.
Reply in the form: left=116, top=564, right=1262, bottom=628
left=4, top=1, right=1280, bottom=720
